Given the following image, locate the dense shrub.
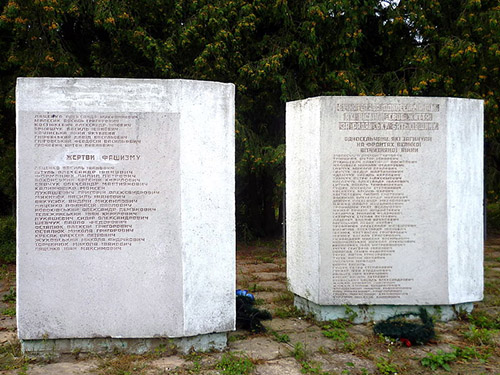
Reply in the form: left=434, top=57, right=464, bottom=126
left=0, top=216, right=15, bottom=263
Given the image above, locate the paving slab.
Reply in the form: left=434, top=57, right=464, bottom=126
left=240, top=263, right=284, bottom=273
left=254, top=357, right=303, bottom=375
left=287, top=331, right=336, bottom=353
left=252, top=272, right=286, bottom=282
left=253, top=291, right=279, bottom=303
left=310, top=352, right=376, bottom=374
left=257, top=281, right=288, bottom=292
left=229, top=336, right=289, bottom=360
left=264, top=318, right=318, bottom=333
left=148, top=356, right=187, bottom=373
left=24, top=361, right=97, bottom=375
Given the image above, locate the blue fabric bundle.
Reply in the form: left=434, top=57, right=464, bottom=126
left=236, top=289, right=271, bottom=332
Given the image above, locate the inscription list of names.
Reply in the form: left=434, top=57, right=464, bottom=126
left=332, top=102, right=441, bottom=301
left=31, top=112, right=174, bottom=252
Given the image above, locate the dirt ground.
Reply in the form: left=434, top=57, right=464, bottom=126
left=0, top=236, right=499, bottom=375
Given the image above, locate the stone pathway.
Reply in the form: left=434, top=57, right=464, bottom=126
left=1, top=239, right=499, bottom=374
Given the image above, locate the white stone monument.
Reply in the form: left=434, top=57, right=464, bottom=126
left=286, top=96, right=483, bottom=322
left=17, top=78, right=235, bottom=353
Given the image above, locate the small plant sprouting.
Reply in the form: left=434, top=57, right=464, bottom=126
left=272, top=291, right=294, bottom=305
left=273, top=306, right=304, bottom=319
left=2, top=287, right=16, bottom=303
left=300, top=360, right=328, bottom=374
left=216, top=353, right=254, bottom=375
left=468, top=310, right=500, bottom=329
left=452, top=345, right=491, bottom=363
left=185, top=353, right=203, bottom=374
left=271, top=331, right=290, bottom=343
left=1, top=307, right=15, bottom=317
left=291, top=342, right=307, bottom=361
left=376, top=356, right=399, bottom=375
left=71, top=347, right=82, bottom=360
left=227, top=334, right=247, bottom=343
left=0, top=339, right=28, bottom=371
left=343, top=305, right=359, bottom=322
left=463, top=324, right=495, bottom=345
left=421, top=344, right=492, bottom=371
left=420, top=350, right=457, bottom=371
left=317, top=346, right=328, bottom=355
left=322, top=320, right=349, bottom=341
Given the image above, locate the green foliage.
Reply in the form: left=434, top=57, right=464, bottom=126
left=321, top=320, right=350, bottom=341
left=420, top=344, right=492, bottom=372
left=272, top=291, right=294, bottom=305
left=271, top=331, right=290, bottom=343
left=375, top=357, right=399, bottom=375
left=343, top=305, right=358, bottom=323
left=0, top=0, right=498, bottom=234
left=185, top=352, right=203, bottom=373
left=2, top=286, right=15, bottom=303
left=321, top=319, right=358, bottom=352
left=216, top=353, right=254, bottom=375
left=300, top=361, right=328, bottom=374
left=273, top=305, right=304, bottom=319
left=291, top=342, right=307, bottom=361
left=0, top=216, right=15, bottom=263
left=1, top=306, right=15, bottom=316
left=469, top=310, right=500, bottom=330
left=452, top=345, right=491, bottom=363
left=463, top=324, right=496, bottom=346
left=96, top=353, right=150, bottom=375
left=0, top=339, right=27, bottom=371
left=420, top=350, right=457, bottom=371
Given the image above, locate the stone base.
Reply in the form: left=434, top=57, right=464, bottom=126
left=21, top=332, right=227, bottom=356
left=294, top=295, right=474, bottom=323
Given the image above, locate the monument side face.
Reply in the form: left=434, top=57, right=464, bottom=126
left=446, top=98, right=484, bottom=303
left=178, top=80, right=236, bottom=335
left=286, top=98, right=322, bottom=302
left=16, top=78, right=235, bottom=341
left=286, top=96, right=483, bottom=309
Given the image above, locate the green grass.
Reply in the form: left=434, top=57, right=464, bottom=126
left=463, top=324, right=496, bottom=346
left=96, top=354, right=150, bottom=375
left=216, top=353, right=254, bottom=375
left=321, top=320, right=350, bottom=341
left=420, top=345, right=492, bottom=372
left=376, top=357, right=399, bottom=375
left=0, top=339, right=28, bottom=371
left=452, top=345, right=491, bottom=363
left=272, top=291, right=294, bottom=305
left=2, top=287, right=16, bottom=304
left=2, top=306, right=15, bottom=317
left=420, top=350, right=457, bottom=371
left=271, top=331, right=290, bottom=343
left=468, top=310, right=500, bottom=329
left=290, top=342, right=307, bottom=361
left=300, top=360, right=329, bottom=374
left=273, top=306, right=305, bottom=319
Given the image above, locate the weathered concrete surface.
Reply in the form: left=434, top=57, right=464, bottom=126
left=286, top=96, right=483, bottom=314
left=16, top=78, right=235, bottom=350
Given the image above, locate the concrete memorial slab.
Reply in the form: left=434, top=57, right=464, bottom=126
left=16, top=78, right=235, bottom=353
left=286, top=96, right=483, bottom=322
